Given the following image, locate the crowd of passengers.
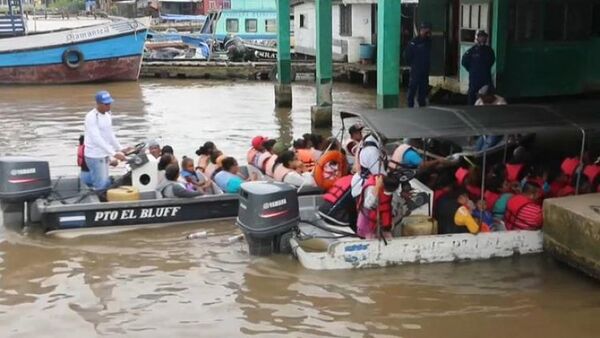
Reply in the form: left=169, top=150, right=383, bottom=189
left=102, top=122, right=599, bottom=240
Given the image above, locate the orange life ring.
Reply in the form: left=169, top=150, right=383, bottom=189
left=314, top=150, right=348, bottom=190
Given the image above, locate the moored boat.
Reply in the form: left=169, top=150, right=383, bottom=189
left=0, top=147, right=322, bottom=238
left=0, top=1, right=148, bottom=84
left=235, top=102, right=600, bottom=270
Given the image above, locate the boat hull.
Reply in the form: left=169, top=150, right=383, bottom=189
left=291, top=231, right=544, bottom=270
left=37, top=194, right=240, bottom=236
left=0, top=55, right=142, bottom=84
left=0, top=19, right=147, bottom=84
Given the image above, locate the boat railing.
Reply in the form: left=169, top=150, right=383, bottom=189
left=0, top=0, right=25, bottom=37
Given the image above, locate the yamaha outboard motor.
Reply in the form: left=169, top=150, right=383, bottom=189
left=0, top=157, right=52, bottom=227
left=236, top=182, right=299, bottom=256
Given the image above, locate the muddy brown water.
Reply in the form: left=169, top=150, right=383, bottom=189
left=0, top=80, right=599, bottom=337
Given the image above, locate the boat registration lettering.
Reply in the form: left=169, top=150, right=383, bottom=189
left=93, top=207, right=181, bottom=222
left=66, top=26, right=110, bottom=43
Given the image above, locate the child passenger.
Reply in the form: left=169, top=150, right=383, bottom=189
left=180, top=157, right=212, bottom=193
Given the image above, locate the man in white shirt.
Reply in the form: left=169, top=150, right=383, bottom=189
left=84, top=91, right=128, bottom=190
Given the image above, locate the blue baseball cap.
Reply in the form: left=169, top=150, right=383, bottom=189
left=95, top=90, right=114, bottom=105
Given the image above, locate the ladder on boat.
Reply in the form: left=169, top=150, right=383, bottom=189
left=0, top=0, right=26, bottom=37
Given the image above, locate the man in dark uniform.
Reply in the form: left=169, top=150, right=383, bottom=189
left=405, top=22, right=432, bottom=108
left=461, top=30, right=496, bottom=105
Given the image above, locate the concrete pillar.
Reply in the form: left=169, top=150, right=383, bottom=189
left=492, top=0, right=509, bottom=94
left=311, top=0, right=333, bottom=128
left=376, top=0, right=401, bottom=109
left=275, top=0, right=292, bottom=108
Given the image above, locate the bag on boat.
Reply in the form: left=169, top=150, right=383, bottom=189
left=318, top=175, right=356, bottom=227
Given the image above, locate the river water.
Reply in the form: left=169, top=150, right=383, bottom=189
left=0, top=80, right=598, bottom=337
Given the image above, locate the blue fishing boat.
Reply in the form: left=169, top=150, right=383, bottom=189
left=0, top=0, right=148, bottom=84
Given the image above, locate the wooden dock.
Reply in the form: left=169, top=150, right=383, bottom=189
left=140, top=60, right=379, bottom=84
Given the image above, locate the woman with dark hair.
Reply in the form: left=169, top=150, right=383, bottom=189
left=157, top=153, right=176, bottom=185
left=272, top=151, right=316, bottom=187
left=255, top=139, right=277, bottom=173
left=214, top=157, right=248, bottom=193
left=205, top=150, right=224, bottom=180
left=195, top=141, right=217, bottom=173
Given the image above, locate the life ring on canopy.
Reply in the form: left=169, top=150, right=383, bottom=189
left=62, top=48, right=85, bottom=69
left=314, top=150, right=347, bottom=190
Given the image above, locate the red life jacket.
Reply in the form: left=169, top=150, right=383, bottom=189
left=504, top=195, right=542, bottom=230
left=556, top=185, right=576, bottom=197
left=561, top=157, right=580, bottom=179
left=506, top=163, right=524, bottom=182
left=584, top=165, right=600, bottom=185
left=77, top=144, right=89, bottom=171
left=357, top=176, right=393, bottom=230
left=455, top=167, right=469, bottom=186
left=466, top=184, right=482, bottom=200
left=323, top=175, right=353, bottom=204
left=484, top=190, right=500, bottom=211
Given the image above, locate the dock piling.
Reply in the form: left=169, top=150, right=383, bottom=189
left=275, top=0, right=293, bottom=108
left=312, top=0, right=333, bottom=128
left=376, top=0, right=401, bottom=109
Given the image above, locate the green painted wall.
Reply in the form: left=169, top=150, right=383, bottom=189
left=230, top=0, right=276, bottom=11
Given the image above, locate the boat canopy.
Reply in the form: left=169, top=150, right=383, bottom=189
left=341, top=100, right=600, bottom=143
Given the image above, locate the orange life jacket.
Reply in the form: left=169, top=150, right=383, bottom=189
left=504, top=195, right=541, bottom=230
left=357, top=176, right=393, bottom=230
left=506, top=163, right=524, bottom=183
left=323, top=175, right=353, bottom=204
left=296, top=149, right=315, bottom=171
left=273, top=163, right=294, bottom=182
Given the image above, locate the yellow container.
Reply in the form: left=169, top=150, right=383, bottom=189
left=401, top=215, right=438, bottom=237
left=107, top=186, right=140, bottom=202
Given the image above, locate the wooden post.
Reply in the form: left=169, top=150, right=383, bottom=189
left=376, top=0, right=401, bottom=109
left=311, top=0, right=333, bottom=128
left=275, top=0, right=293, bottom=108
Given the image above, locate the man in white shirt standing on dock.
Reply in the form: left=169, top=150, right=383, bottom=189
left=84, top=91, right=128, bottom=190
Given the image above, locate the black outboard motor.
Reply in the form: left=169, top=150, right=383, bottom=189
left=236, top=181, right=299, bottom=256
left=0, top=157, right=52, bottom=227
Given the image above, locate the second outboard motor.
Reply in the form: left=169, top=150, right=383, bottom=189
left=236, top=182, right=299, bottom=256
left=0, top=157, right=52, bottom=227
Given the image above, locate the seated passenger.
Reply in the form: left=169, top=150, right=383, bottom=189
left=256, top=139, right=277, bottom=173
left=310, top=134, right=326, bottom=162
left=247, top=136, right=267, bottom=167
left=455, top=166, right=483, bottom=200
left=343, top=123, right=364, bottom=167
left=147, top=139, right=162, bottom=159
left=157, top=153, right=176, bottom=185
left=356, top=175, right=400, bottom=239
left=551, top=157, right=580, bottom=197
left=475, top=85, right=507, bottom=106
left=180, top=157, right=212, bottom=193
left=195, top=141, right=217, bottom=173
left=583, top=164, right=600, bottom=193
left=205, top=150, right=224, bottom=180
left=273, top=151, right=317, bottom=187
left=435, top=189, right=486, bottom=234
left=295, top=137, right=315, bottom=172
left=388, top=139, right=446, bottom=171
left=504, top=181, right=543, bottom=231
left=214, top=157, right=253, bottom=194
left=319, top=175, right=357, bottom=230
left=157, top=164, right=204, bottom=198
left=161, top=145, right=178, bottom=164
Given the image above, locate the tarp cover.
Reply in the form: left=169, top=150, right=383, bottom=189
left=341, top=101, right=600, bottom=142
